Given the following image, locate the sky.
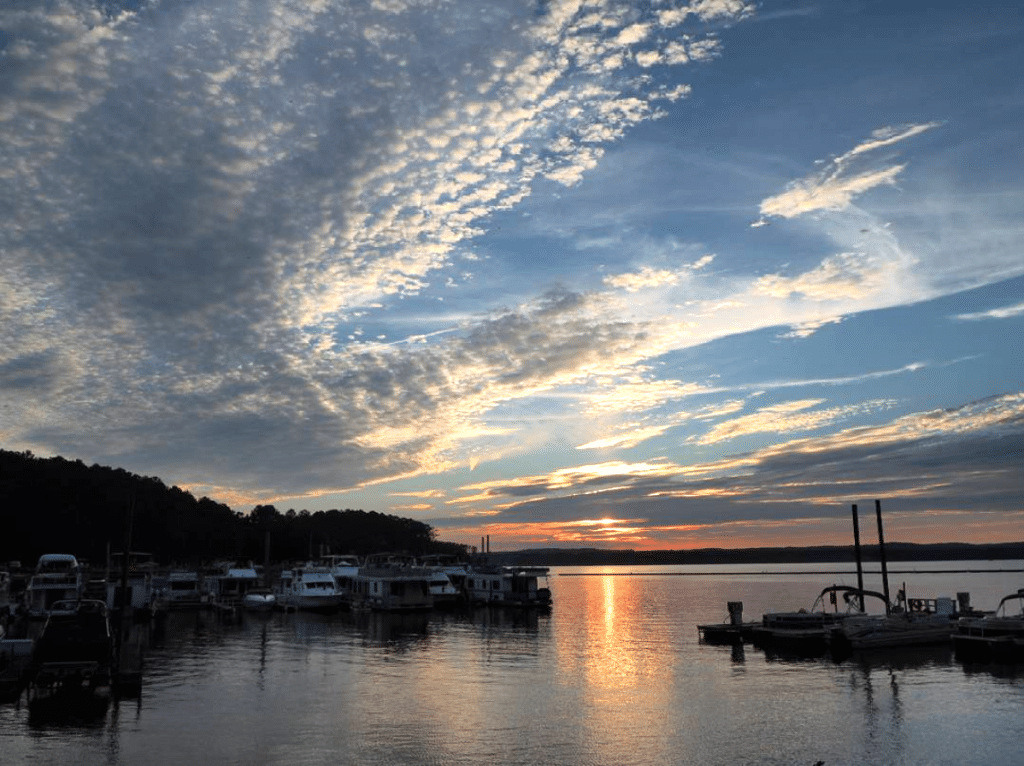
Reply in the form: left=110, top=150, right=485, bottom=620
left=3, top=0, right=1023, bottom=552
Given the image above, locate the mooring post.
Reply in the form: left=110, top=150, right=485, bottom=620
left=851, top=504, right=865, bottom=611
left=727, top=601, right=743, bottom=626
left=875, top=499, right=891, bottom=611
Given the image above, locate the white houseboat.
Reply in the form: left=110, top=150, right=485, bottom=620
left=277, top=566, right=344, bottom=612
left=26, top=554, right=83, bottom=619
left=315, top=555, right=362, bottom=604
left=419, top=554, right=470, bottom=607
left=464, top=565, right=552, bottom=608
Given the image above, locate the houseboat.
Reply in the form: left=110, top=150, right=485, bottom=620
left=25, top=554, right=82, bottom=619
left=420, top=554, right=470, bottom=606
left=315, top=555, right=362, bottom=604
left=350, top=556, right=434, bottom=612
left=159, top=570, right=206, bottom=609
left=464, top=565, right=552, bottom=608
left=204, top=562, right=260, bottom=608
left=277, top=566, right=344, bottom=612
left=105, top=552, right=160, bottom=619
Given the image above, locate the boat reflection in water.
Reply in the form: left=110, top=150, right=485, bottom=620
left=28, top=688, right=112, bottom=730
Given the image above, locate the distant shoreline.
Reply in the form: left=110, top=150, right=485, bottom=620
left=481, top=542, right=1024, bottom=568
left=558, top=567, right=1024, bottom=576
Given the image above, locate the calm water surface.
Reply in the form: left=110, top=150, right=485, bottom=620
left=3, top=562, right=1023, bottom=766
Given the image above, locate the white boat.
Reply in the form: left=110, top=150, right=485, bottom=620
left=419, top=554, right=470, bottom=607
left=242, top=587, right=277, bottom=612
left=25, top=554, right=83, bottom=619
left=350, top=555, right=433, bottom=612
left=464, top=565, right=552, bottom=608
left=277, top=566, right=343, bottom=612
left=314, top=555, right=362, bottom=605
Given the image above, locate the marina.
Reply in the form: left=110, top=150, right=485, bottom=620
left=1, top=562, right=1023, bottom=766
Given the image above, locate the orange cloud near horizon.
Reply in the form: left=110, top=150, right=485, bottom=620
left=440, top=510, right=1024, bottom=552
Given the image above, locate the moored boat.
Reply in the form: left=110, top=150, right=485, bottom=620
left=752, top=585, right=886, bottom=656
left=419, top=554, right=469, bottom=608
left=954, top=589, right=1024, bottom=663
left=242, top=587, right=276, bottom=612
left=828, top=593, right=963, bottom=654
left=277, top=566, right=343, bottom=613
left=464, top=565, right=552, bottom=608
left=350, top=556, right=434, bottom=612
left=158, top=570, right=206, bottom=609
left=31, top=598, right=113, bottom=690
left=204, top=561, right=260, bottom=608
left=315, top=555, right=362, bottom=605
left=25, top=554, right=83, bottom=619
left=106, top=551, right=161, bottom=620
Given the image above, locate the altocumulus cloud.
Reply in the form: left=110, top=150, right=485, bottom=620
left=0, top=0, right=754, bottom=503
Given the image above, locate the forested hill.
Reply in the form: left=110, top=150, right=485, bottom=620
left=0, top=449, right=465, bottom=566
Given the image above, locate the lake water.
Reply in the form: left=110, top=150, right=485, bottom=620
left=3, top=562, right=1023, bottom=766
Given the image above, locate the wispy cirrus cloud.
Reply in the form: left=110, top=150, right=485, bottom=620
left=692, top=397, right=897, bottom=445
left=953, top=301, right=1024, bottom=321
left=757, top=122, right=940, bottom=221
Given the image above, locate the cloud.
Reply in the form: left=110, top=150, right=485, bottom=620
left=692, top=398, right=896, bottom=445
left=776, top=316, right=844, bottom=339
left=953, top=301, right=1024, bottom=321
left=603, top=254, right=714, bottom=292
left=1, top=0, right=755, bottom=501
left=438, top=393, right=1024, bottom=541
left=758, top=122, right=940, bottom=220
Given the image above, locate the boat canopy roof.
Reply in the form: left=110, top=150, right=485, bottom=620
left=814, top=584, right=891, bottom=613
left=35, top=553, right=79, bottom=571
left=995, top=590, right=1024, bottom=615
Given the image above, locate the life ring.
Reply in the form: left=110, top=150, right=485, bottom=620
left=909, top=598, right=923, bottom=611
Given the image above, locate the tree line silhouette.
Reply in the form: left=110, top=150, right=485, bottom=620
left=0, top=449, right=467, bottom=567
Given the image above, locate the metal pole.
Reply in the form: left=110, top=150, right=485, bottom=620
left=851, top=504, right=865, bottom=611
left=875, top=499, right=891, bottom=611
